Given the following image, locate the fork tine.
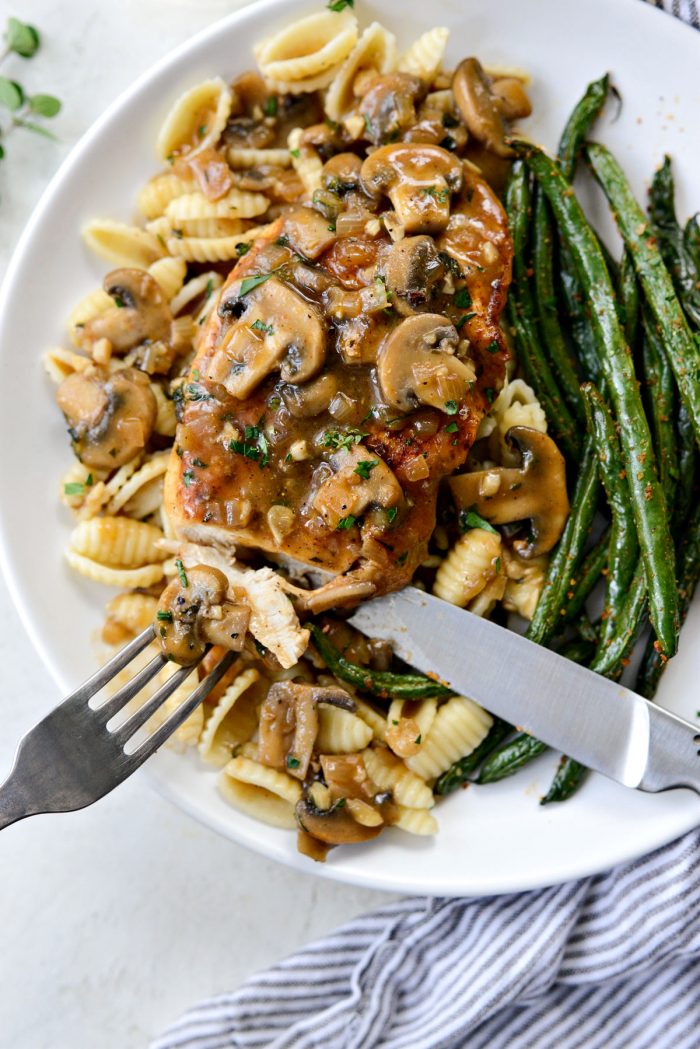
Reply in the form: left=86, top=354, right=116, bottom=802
left=121, top=651, right=237, bottom=768
left=68, top=625, right=156, bottom=706
left=111, top=662, right=196, bottom=743
left=93, top=652, right=166, bottom=725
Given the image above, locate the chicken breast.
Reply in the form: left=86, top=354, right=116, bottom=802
left=164, top=162, right=512, bottom=605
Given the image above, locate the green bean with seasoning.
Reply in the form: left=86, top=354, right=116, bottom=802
left=586, top=142, right=700, bottom=453
left=637, top=500, right=700, bottom=699
left=557, top=530, right=610, bottom=626
left=676, top=403, right=697, bottom=531
left=619, top=249, right=640, bottom=348
left=641, top=311, right=679, bottom=508
left=581, top=384, right=639, bottom=651
left=477, top=732, right=549, bottom=785
left=558, top=74, right=610, bottom=181
left=505, top=161, right=581, bottom=461
left=309, top=624, right=453, bottom=701
left=516, top=141, right=679, bottom=657
left=541, top=757, right=588, bottom=805
left=433, top=718, right=513, bottom=796
left=648, top=155, right=700, bottom=329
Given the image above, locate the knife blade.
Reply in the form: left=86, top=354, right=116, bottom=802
left=348, top=587, right=700, bottom=795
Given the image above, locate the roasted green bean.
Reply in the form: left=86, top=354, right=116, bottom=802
left=505, top=162, right=581, bottom=461
left=618, top=249, right=640, bottom=348
left=676, top=403, right=697, bottom=530
left=648, top=155, right=700, bottom=329
left=517, top=142, right=678, bottom=656
left=590, top=565, right=647, bottom=677
left=433, top=719, right=513, bottom=796
left=641, top=311, right=679, bottom=508
left=586, top=143, right=700, bottom=454
left=541, top=757, right=588, bottom=805
left=309, top=624, right=453, bottom=701
left=477, top=732, right=549, bottom=784
left=558, top=530, right=610, bottom=626
left=558, top=73, right=610, bottom=181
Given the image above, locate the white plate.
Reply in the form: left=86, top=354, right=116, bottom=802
left=1, top=0, right=699, bottom=897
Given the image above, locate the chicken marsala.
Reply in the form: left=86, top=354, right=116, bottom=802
left=165, top=148, right=513, bottom=607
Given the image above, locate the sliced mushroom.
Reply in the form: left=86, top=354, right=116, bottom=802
left=381, top=235, right=446, bottom=315
left=258, top=680, right=355, bottom=781
left=491, top=77, right=532, bottom=121
left=358, top=73, right=425, bottom=144
left=449, top=426, right=569, bottom=557
left=295, top=796, right=383, bottom=846
left=321, top=152, right=363, bottom=194
left=282, top=206, right=337, bottom=260
left=281, top=373, right=338, bottom=418
left=210, top=277, right=327, bottom=398
left=155, top=563, right=250, bottom=665
left=360, top=143, right=463, bottom=234
left=56, top=366, right=157, bottom=469
left=452, top=58, right=512, bottom=158
left=77, top=269, right=172, bottom=357
left=377, top=313, right=475, bottom=413
left=312, top=444, right=403, bottom=529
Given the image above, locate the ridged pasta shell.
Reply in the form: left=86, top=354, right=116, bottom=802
left=265, top=64, right=341, bottom=96
left=199, top=667, right=260, bottom=768
left=432, top=529, right=502, bottom=607
left=155, top=77, right=232, bottom=162
left=405, top=696, right=493, bottom=780
left=387, top=697, right=437, bottom=742
left=70, top=516, right=167, bottom=567
left=106, top=452, right=170, bottom=516
left=65, top=550, right=165, bottom=588
left=166, top=188, right=268, bottom=222
left=218, top=756, right=301, bottom=829
left=59, top=460, right=99, bottom=509
left=325, top=22, right=397, bottom=120
left=362, top=746, right=434, bottom=809
left=151, top=384, right=177, bottom=437
left=177, top=218, right=243, bottom=239
left=227, top=147, right=292, bottom=169
left=166, top=232, right=254, bottom=263
left=42, top=346, right=92, bottom=383
left=394, top=806, right=438, bottom=836
left=255, top=10, right=358, bottom=83
left=288, top=128, right=323, bottom=196
left=137, top=173, right=194, bottom=220
left=353, top=695, right=388, bottom=742
left=398, top=27, right=449, bottom=82
left=82, top=219, right=165, bottom=268
left=316, top=706, right=373, bottom=754
left=105, top=592, right=159, bottom=634
left=148, top=256, right=187, bottom=300
left=66, top=288, right=114, bottom=339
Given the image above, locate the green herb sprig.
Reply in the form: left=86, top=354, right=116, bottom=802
left=0, top=18, right=62, bottom=161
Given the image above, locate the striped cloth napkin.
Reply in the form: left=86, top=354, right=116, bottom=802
left=153, top=3, right=699, bottom=1046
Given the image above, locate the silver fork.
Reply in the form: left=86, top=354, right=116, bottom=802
left=0, top=627, right=235, bottom=830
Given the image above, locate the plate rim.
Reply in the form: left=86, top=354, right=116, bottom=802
left=1, top=0, right=699, bottom=897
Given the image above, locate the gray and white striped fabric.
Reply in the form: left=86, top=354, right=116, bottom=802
left=153, top=2, right=699, bottom=1046
left=153, top=830, right=700, bottom=1049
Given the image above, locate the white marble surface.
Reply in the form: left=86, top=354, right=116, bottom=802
left=0, top=4, right=392, bottom=1047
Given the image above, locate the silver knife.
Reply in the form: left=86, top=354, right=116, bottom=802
left=349, top=587, right=700, bottom=794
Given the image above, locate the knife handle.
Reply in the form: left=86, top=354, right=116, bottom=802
left=639, top=705, right=700, bottom=794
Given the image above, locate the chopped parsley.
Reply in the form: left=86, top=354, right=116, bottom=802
left=251, top=318, right=274, bottom=335
left=486, top=339, right=500, bottom=354
left=239, top=270, right=280, bottom=296
left=442, top=111, right=459, bottom=128
left=454, top=288, right=472, bottom=309
left=459, top=509, right=498, bottom=536
left=415, top=735, right=422, bottom=745
left=484, top=387, right=495, bottom=404
left=113, top=295, right=126, bottom=309
left=289, top=148, right=301, bottom=159
left=156, top=610, right=173, bottom=622
left=444, top=400, right=459, bottom=415
left=445, top=421, right=459, bottom=433
left=438, top=251, right=463, bottom=278
left=229, top=424, right=269, bottom=468
left=495, top=557, right=502, bottom=573
left=396, top=551, right=408, bottom=565
left=186, top=383, right=211, bottom=402
left=286, top=755, right=301, bottom=769
left=198, top=123, right=207, bottom=138
left=175, top=559, right=188, bottom=587
left=236, top=242, right=250, bottom=257
left=192, top=457, right=208, bottom=468
left=455, top=312, right=477, bottom=330
left=354, top=459, right=378, bottom=480
left=275, top=234, right=290, bottom=248
left=322, top=428, right=368, bottom=452
left=63, top=473, right=93, bottom=497
left=422, top=185, right=449, bottom=203
left=385, top=506, right=398, bottom=524
left=263, top=95, right=278, bottom=117
left=327, top=0, right=353, bottom=9
left=183, top=470, right=195, bottom=487
left=337, top=515, right=358, bottom=530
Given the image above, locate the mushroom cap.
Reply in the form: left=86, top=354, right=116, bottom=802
left=452, top=58, right=512, bottom=159
left=449, top=426, right=569, bottom=557
left=321, top=152, right=363, bottom=193
left=312, top=443, right=404, bottom=529
left=358, top=72, right=425, bottom=144
left=56, top=366, right=157, bottom=469
left=295, top=797, right=383, bottom=846
left=282, top=206, right=338, bottom=261
left=77, top=268, right=172, bottom=356
left=360, top=143, right=463, bottom=235
left=381, top=235, right=446, bottom=316
left=377, top=313, right=474, bottom=413
left=209, top=276, right=327, bottom=398
left=155, top=563, right=249, bottom=665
